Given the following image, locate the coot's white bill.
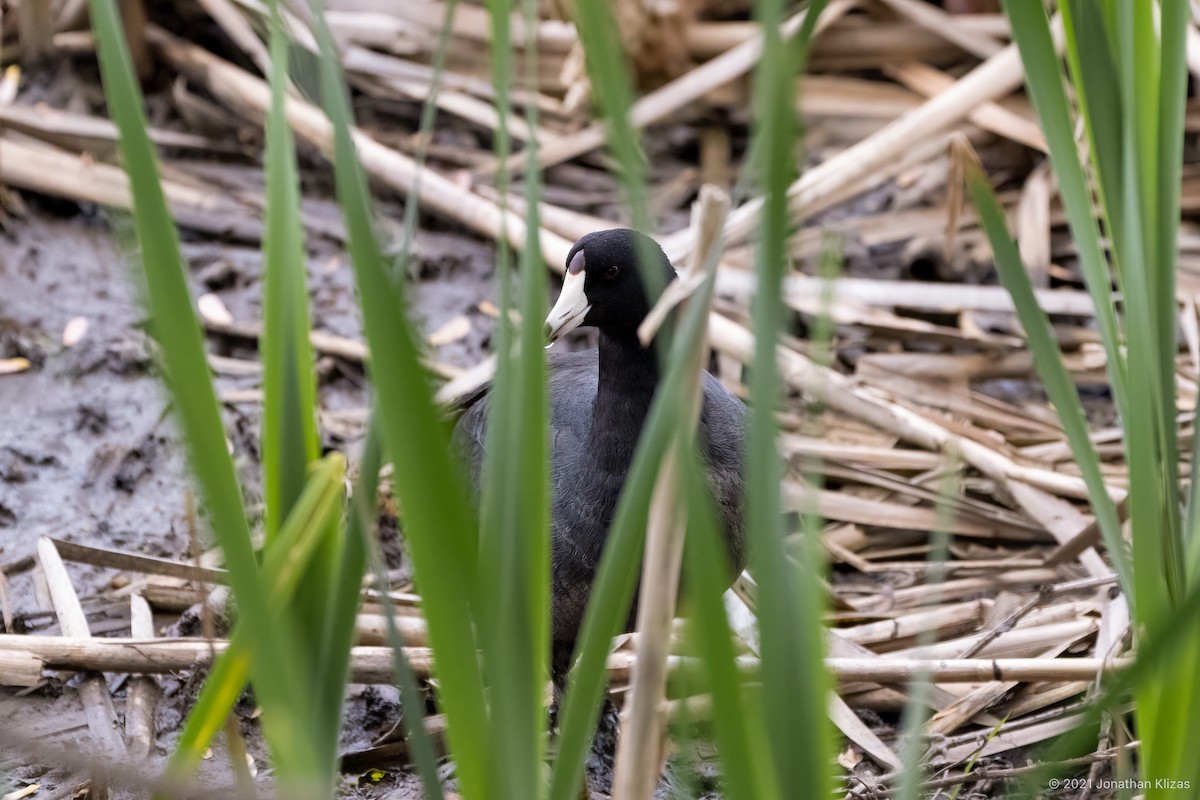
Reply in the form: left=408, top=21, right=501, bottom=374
left=545, top=268, right=590, bottom=343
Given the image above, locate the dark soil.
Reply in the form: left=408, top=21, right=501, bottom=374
left=0, top=203, right=502, bottom=798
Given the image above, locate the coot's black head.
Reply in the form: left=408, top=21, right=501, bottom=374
left=544, top=229, right=676, bottom=342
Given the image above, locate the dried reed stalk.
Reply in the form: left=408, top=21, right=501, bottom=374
left=706, top=313, right=1114, bottom=501
left=18, top=0, right=55, bottom=63
left=0, top=134, right=262, bottom=240
left=0, top=634, right=1128, bottom=686
left=147, top=26, right=576, bottom=268
left=125, top=593, right=159, bottom=759
left=612, top=186, right=730, bottom=800
left=36, top=537, right=126, bottom=796
left=500, top=0, right=855, bottom=175
left=665, top=18, right=1063, bottom=262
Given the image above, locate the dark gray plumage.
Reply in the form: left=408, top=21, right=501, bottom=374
left=452, top=229, right=747, bottom=677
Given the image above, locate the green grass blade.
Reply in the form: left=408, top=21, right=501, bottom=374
left=515, top=0, right=551, bottom=701
left=262, top=0, right=320, bottom=542
left=743, top=0, right=831, bottom=795
left=1013, top=573, right=1200, bottom=795
left=535, top=2, right=669, bottom=796
left=1189, top=372, right=1200, bottom=568
left=270, top=0, right=346, bottom=728
left=262, top=9, right=349, bottom=761
left=962, top=149, right=1129, bottom=592
left=681, top=458, right=774, bottom=800
left=1188, top=363, right=1200, bottom=577
left=161, top=454, right=347, bottom=786
left=325, top=2, right=457, bottom=792
left=160, top=645, right=251, bottom=789
left=1112, top=0, right=1182, bottom=620
left=546, top=361, right=667, bottom=800
left=1059, top=0, right=1124, bottom=283
left=394, top=0, right=461, bottom=270
left=569, top=0, right=649, bottom=231
left=304, top=4, right=492, bottom=796
left=1002, top=0, right=1128, bottom=420
left=896, top=460, right=960, bottom=800
left=477, top=0, right=551, bottom=795
left=260, top=454, right=346, bottom=591
left=570, top=0, right=664, bottom=323
left=351, top=415, right=446, bottom=800
left=358, top=0, right=458, bottom=785
left=1153, top=0, right=1190, bottom=592
left=1118, top=3, right=1195, bottom=788
left=1157, top=0, right=1188, bottom=381
left=311, top=508, right=362, bottom=759
left=87, top=0, right=319, bottom=780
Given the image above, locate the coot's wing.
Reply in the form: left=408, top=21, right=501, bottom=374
left=699, top=370, right=749, bottom=575
left=545, top=350, right=598, bottom=482
left=699, top=371, right=747, bottom=466
left=451, top=349, right=600, bottom=495
left=451, top=391, right=491, bottom=493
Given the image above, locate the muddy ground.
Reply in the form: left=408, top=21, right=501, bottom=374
left=0, top=199, right=506, bottom=797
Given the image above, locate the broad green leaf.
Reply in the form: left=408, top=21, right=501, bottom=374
left=305, top=3, right=492, bottom=796
left=681, top=456, right=775, bottom=800
left=1003, top=0, right=1128, bottom=422
left=474, top=0, right=551, bottom=796
left=163, top=455, right=346, bottom=785
left=743, top=0, right=831, bottom=797
left=262, top=0, right=320, bottom=542
left=961, top=149, right=1129, bottom=598
left=87, top=0, right=318, bottom=783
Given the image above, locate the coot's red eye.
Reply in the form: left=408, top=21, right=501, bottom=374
left=604, top=265, right=620, bottom=280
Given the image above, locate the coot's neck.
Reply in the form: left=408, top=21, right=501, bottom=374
left=586, top=329, right=660, bottom=472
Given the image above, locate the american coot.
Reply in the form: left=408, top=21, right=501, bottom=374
left=453, top=228, right=747, bottom=679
